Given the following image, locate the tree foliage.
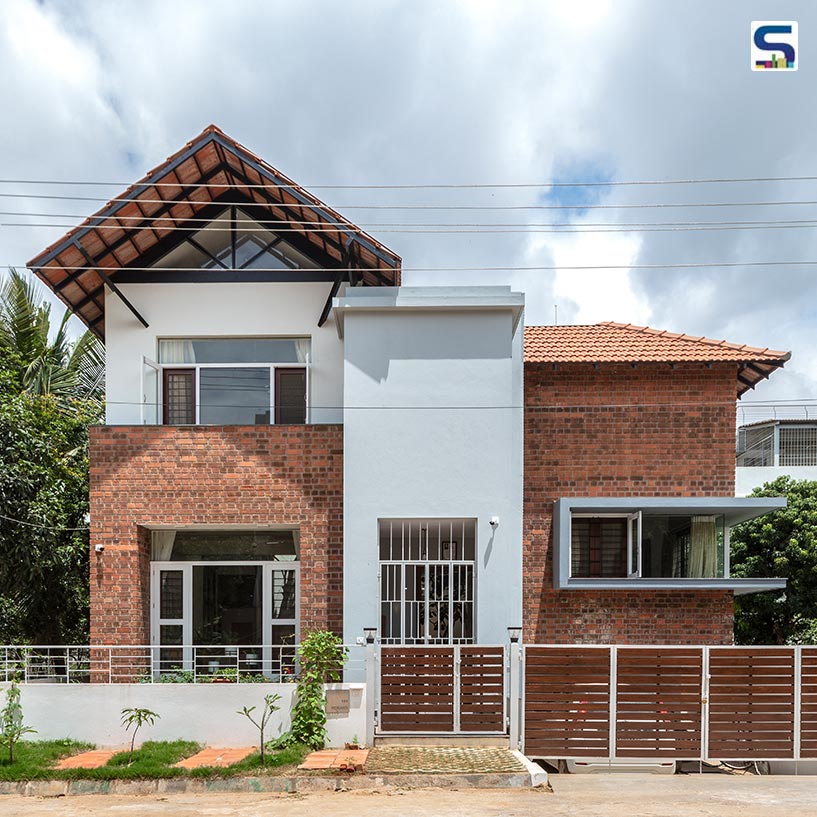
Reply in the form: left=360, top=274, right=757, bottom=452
left=731, top=476, right=817, bottom=645
left=0, top=268, right=104, bottom=644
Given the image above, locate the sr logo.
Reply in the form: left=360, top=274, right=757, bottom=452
left=751, top=21, right=798, bottom=70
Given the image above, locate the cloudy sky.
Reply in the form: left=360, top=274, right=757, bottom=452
left=0, top=0, right=814, bottom=417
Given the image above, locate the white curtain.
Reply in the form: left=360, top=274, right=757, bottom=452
left=294, top=339, right=310, bottom=364
left=158, top=340, right=196, bottom=364
left=151, top=530, right=177, bottom=561
left=688, top=516, right=718, bottom=578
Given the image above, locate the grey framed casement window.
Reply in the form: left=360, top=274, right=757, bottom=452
left=554, top=497, right=788, bottom=594
left=379, top=518, right=476, bottom=645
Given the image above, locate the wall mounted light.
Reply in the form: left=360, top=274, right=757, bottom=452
left=363, top=627, right=377, bottom=644
left=507, top=626, right=522, bottom=643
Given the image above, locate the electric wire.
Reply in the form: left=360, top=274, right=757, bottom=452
left=4, top=173, right=817, bottom=189
left=10, top=261, right=817, bottom=272
left=9, top=192, right=817, bottom=211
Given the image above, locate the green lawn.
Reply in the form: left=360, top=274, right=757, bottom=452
left=0, top=740, right=311, bottom=781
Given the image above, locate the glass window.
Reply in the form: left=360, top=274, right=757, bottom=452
left=151, top=208, right=319, bottom=271
left=158, top=338, right=309, bottom=365
left=571, top=518, right=627, bottom=578
left=640, top=514, right=724, bottom=579
left=192, top=565, right=263, bottom=646
left=159, top=570, right=184, bottom=619
left=153, top=530, right=300, bottom=562
left=570, top=513, right=726, bottom=580
left=199, top=367, right=270, bottom=425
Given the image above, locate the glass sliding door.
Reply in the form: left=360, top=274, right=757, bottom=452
left=150, top=557, right=299, bottom=679
left=193, top=564, right=264, bottom=677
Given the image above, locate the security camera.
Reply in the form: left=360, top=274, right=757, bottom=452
left=94, top=544, right=105, bottom=553
left=489, top=516, right=500, bottom=529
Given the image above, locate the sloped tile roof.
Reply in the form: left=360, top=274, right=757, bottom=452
left=27, top=125, right=401, bottom=339
left=524, top=322, right=790, bottom=396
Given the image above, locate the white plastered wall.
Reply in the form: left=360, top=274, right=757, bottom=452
left=340, top=287, right=525, bottom=649
left=104, top=282, right=344, bottom=425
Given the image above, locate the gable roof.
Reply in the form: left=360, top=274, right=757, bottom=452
left=26, top=125, right=402, bottom=339
left=523, top=321, right=791, bottom=396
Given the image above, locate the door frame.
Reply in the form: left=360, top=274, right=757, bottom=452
left=150, top=561, right=300, bottom=673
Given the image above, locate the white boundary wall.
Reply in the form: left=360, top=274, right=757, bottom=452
left=8, top=683, right=365, bottom=749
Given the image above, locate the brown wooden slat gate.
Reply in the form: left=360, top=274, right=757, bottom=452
left=708, top=648, right=795, bottom=759
left=802, top=648, right=817, bottom=757
left=616, top=648, right=702, bottom=758
left=378, top=646, right=505, bottom=734
left=523, top=646, right=804, bottom=761
left=524, top=647, right=611, bottom=757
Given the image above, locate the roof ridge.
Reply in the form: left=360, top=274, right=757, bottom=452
left=593, top=320, right=787, bottom=359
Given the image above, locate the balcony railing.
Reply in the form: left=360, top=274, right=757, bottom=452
left=0, top=645, right=307, bottom=684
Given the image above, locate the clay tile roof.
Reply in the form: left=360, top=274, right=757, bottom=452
left=26, top=125, right=402, bottom=340
left=524, top=322, right=791, bottom=396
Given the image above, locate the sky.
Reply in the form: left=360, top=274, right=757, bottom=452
left=0, top=0, right=814, bottom=420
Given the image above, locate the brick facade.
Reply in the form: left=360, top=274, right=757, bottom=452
left=523, top=361, right=738, bottom=644
left=89, top=424, right=343, bottom=645
left=90, top=361, right=742, bottom=648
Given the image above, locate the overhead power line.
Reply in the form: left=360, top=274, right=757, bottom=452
left=7, top=210, right=817, bottom=228
left=7, top=192, right=817, bottom=211
left=12, top=261, right=817, bottom=272
left=3, top=173, right=817, bottom=190
left=8, top=220, right=817, bottom=236
left=0, top=511, right=89, bottom=532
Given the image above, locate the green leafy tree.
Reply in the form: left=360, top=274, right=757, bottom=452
left=0, top=268, right=104, bottom=644
left=731, top=477, right=817, bottom=644
left=120, top=708, right=160, bottom=763
left=238, top=693, right=282, bottom=764
left=0, top=268, right=103, bottom=402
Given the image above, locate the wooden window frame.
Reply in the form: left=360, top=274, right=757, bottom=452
left=274, top=367, right=307, bottom=425
left=162, top=368, right=196, bottom=425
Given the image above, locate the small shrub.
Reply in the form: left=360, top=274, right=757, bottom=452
left=289, top=631, right=347, bottom=749
left=237, top=693, right=281, bottom=765
left=120, top=708, right=160, bottom=763
left=0, top=682, right=36, bottom=763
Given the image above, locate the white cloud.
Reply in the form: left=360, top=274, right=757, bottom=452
left=0, top=0, right=814, bottom=405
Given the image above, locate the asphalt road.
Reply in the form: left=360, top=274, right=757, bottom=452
left=3, top=775, right=817, bottom=817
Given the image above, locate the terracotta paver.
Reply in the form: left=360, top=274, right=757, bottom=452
left=55, top=750, right=117, bottom=769
left=365, top=745, right=525, bottom=774
left=173, top=747, right=255, bottom=769
left=297, top=748, right=370, bottom=771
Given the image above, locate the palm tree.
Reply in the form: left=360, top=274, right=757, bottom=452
left=0, top=267, right=104, bottom=402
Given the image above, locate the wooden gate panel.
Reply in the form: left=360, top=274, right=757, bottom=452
left=524, top=647, right=611, bottom=757
left=459, top=646, right=505, bottom=732
left=379, top=647, right=454, bottom=732
left=800, top=648, right=817, bottom=758
left=616, top=648, right=703, bottom=758
left=708, top=648, right=795, bottom=759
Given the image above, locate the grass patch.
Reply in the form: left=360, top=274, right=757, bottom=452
left=187, top=742, right=311, bottom=778
left=0, top=740, right=311, bottom=781
left=0, top=740, right=93, bottom=781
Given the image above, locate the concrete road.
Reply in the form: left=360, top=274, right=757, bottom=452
left=3, top=775, right=817, bottom=816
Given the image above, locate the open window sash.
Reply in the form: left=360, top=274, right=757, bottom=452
left=626, top=511, right=642, bottom=578
left=141, top=356, right=161, bottom=425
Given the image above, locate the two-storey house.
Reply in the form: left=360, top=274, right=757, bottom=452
left=27, top=126, right=789, bottom=675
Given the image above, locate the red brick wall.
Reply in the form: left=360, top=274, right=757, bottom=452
left=89, top=425, right=343, bottom=645
left=524, top=362, right=737, bottom=645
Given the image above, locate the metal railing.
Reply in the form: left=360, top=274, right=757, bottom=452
left=0, top=644, right=305, bottom=684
